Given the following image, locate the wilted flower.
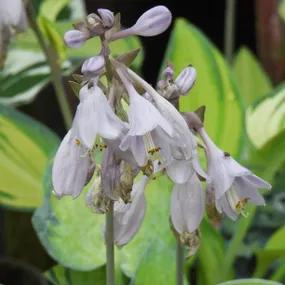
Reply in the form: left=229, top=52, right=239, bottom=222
left=114, top=176, right=148, bottom=246
left=52, top=130, right=91, bottom=198
left=198, top=127, right=271, bottom=220
left=72, top=84, right=125, bottom=149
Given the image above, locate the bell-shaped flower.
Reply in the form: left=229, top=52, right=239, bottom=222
left=111, top=6, right=172, bottom=40
left=116, top=67, right=173, bottom=167
left=198, top=127, right=271, bottom=220
left=175, top=66, right=197, bottom=95
left=72, top=84, right=125, bottom=149
left=171, top=174, right=205, bottom=234
left=52, top=130, right=91, bottom=198
left=64, top=30, right=90, bottom=48
left=114, top=176, right=148, bottom=246
left=81, top=55, right=105, bottom=77
left=97, top=8, right=114, bottom=28
left=0, top=0, right=27, bottom=30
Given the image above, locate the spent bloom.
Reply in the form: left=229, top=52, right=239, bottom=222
left=52, top=4, right=271, bottom=254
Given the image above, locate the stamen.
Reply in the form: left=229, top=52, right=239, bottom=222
left=75, top=138, right=81, bottom=146
left=226, top=189, right=249, bottom=216
left=143, top=132, right=161, bottom=160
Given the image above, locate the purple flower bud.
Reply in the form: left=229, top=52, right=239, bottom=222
left=97, top=8, right=114, bottom=28
left=64, top=30, right=89, bottom=48
left=163, top=65, right=174, bottom=80
left=111, top=6, right=172, bottom=40
left=175, top=66, right=197, bottom=95
left=81, top=55, right=105, bottom=75
left=131, top=6, right=172, bottom=36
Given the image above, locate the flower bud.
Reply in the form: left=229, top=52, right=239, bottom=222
left=163, top=64, right=174, bottom=81
left=81, top=55, right=105, bottom=76
left=175, top=66, right=197, bottom=95
left=97, top=8, right=114, bottom=28
left=64, top=30, right=89, bottom=48
left=131, top=6, right=172, bottom=36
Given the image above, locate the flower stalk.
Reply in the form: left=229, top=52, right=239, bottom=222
left=176, top=240, right=184, bottom=285
left=106, top=202, right=115, bottom=285
left=26, top=0, right=73, bottom=129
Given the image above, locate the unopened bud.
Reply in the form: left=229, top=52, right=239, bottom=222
left=81, top=55, right=105, bottom=76
left=132, top=6, right=172, bottom=36
left=97, top=8, right=114, bottom=28
left=163, top=64, right=174, bottom=81
left=175, top=66, right=196, bottom=95
left=64, top=30, right=89, bottom=48
left=111, top=6, right=172, bottom=40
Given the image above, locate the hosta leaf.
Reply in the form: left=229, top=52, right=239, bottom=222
left=33, top=168, right=182, bottom=285
left=246, top=83, right=285, bottom=149
left=0, top=105, right=59, bottom=209
left=163, top=18, right=245, bottom=158
left=218, top=279, right=282, bottom=285
left=233, top=47, right=272, bottom=106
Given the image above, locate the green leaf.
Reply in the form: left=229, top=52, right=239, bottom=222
left=46, top=265, right=106, bottom=285
left=279, top=0, right=285, bottom=22
left=246, top=83, right=285, bottom=149
left=33, top=167, right=182, bottom=284
left=0, top=105, right=59, bottom=209
left=164, top=18, right=245, bottom=158
left=197, top=221, right=225, bottom=285
left=40, top=0, right=70, bottom=21
left=218, top=279, right=283, bottom=285
left=233, top=47, right=272, bottom=106
left=255, top=226, right=285, bottom=278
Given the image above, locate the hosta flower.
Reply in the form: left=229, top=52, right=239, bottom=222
left=175, top=66, right=197, bottom=95
left=116, top=67, right=173, bottom=167
left=52, top=130, right=91, bottom=198
left=114, top=176, right=148, bottom=246
left=72, top=84, right=125, bottom=149
left=125, top=67, right=203, bottom=183
left=171, top=174, right=205, bottom=234
left=198, top=127, right=271, bottom=220
left=81, top=55, right=105, bottom=76
left=97, top=8, right=114, bottom=28
left=111, top=6, right=172, bottom=40
left=0, top=0, right=27, bottom=67
left=64, top=30, right=90, bottom=48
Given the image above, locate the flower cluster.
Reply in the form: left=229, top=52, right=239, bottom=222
left=53, top=6, right=271, bottom=253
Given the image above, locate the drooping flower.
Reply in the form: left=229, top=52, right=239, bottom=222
left=72, top=84, right=125, bottom=149
left=171, top=174, right=205, bottom=235
left=0, top=0, right=27, bottom=67
left=198, top=127, right=271, bottom=220
left=111, top=6, right=172, bottom=40
left=52, top=130, right=91, bottom=198
left=113, top=176, right=148, bottom=246
left=115, top=67, right=173, bottom=167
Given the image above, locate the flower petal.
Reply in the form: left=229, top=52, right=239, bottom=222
left=171, top=174, right=205, bottom=233
left=114, top=176, right=148, bottom=246
left=166, top=159, right=193, bottom=184
left=52, top=130, right=90, bottom=198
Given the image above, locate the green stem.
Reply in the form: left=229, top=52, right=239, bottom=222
left=224, top=0, right=237, bottom=64
left=26, top=1, right=73, bottom=129
left=106, top=202, right=115, bottom=285
left=176, top=239, right=184, bottom=285
left=221, top=206, right=256, bottom=281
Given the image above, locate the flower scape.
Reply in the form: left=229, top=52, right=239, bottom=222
left=52, top=6, right=271, bottom=255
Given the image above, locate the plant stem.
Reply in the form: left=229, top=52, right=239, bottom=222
left=26, top=1, right=73, bottom=129
left=224, top=0, right=237, bottom=64
left=221, top=206, right=256, bottom=281
left=106, top=202, right=115, bottom=285
left=176, top=239, right=184, bottom=285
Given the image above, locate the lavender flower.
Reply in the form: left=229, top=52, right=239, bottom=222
left=199, top=127, right=271, bottom=220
